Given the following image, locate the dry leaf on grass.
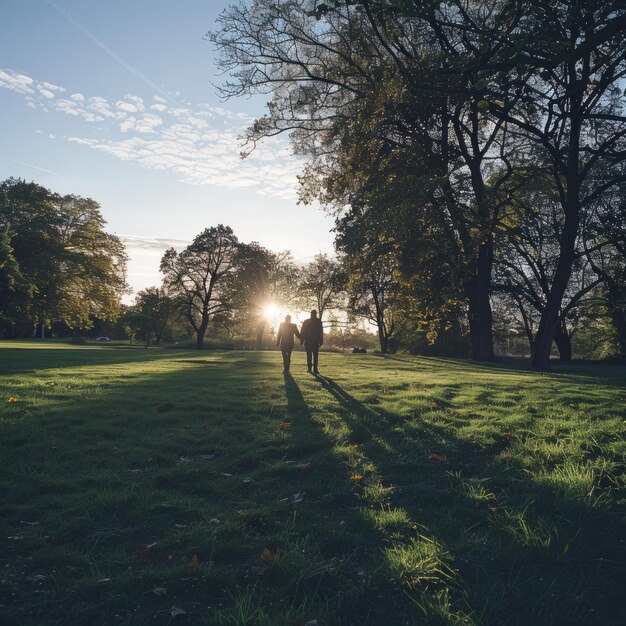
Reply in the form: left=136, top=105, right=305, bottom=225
left=189, top=554, right=200, bottom=572
left=260, top=548, right=274, bottom=564
left=428, top=453, right=447, bottom=463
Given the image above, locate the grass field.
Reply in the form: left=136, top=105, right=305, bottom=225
left=0, top=342, right=625, bottom=625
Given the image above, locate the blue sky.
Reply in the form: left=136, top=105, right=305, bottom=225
left=0, top=0, right=335, bottom=297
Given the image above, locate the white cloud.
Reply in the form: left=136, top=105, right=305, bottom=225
left=0, top=69, right=35, bottom=94
left=1, top=67, right=301, bottom=200
left=38, top=87, right=56, bottom=99
left=41, top=81, right=65, bottom=92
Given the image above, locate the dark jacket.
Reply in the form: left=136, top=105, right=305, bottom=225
left=300, top=317, right=324, bottom=346
left=277, top=322, right=300, bottom=349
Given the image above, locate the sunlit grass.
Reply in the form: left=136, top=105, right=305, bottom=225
left=0, top=341, right=624, bottom=624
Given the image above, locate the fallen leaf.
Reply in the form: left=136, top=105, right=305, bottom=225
left=189, top=554, right=200, bottom=572
left=428, top=453, right=447, bottom=463
left=260, top=548, right=274, bottom=564
left=279, top=422, right=291, bottom=431
left=7, top=396, right=18, bottom=403
left=350, top=474, right=364, bottom=482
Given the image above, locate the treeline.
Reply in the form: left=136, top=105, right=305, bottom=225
left=208, top=0, right=626, bottom=368
left=0, top=178, right=127, bottom=338
left=122, top=227, right=351, bottom=350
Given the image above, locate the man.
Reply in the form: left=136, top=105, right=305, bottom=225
left=276, top=314, right=301, bottom=374
left=300, top=309, right=324, bottom=374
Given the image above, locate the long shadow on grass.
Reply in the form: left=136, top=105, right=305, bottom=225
left=313, top=374, right=626, bottom=626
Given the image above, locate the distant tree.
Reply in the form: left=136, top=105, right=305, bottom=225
left=296, top=253, right=344, bottom=321
left=338, top=218, right=400, bottom=354
left=160, top=225, right=240, bottom=349
left=584, top=180, right=626, bottom=359
left=134, top=287, right=178, bottom=345
left=233, top=244, right=300, bottom=347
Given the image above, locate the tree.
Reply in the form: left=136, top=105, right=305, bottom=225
left=296, top=253, right=344, bottom=320
left=0, top=226, right=32, bottom=334
left=232, top=244, right=300, bottom=348
left=337, top=216, right=400, bottom=354
left=134, top=287, right=178, bottom=345
left=0, top=178, right=128, bottom=335
left=160, top=225, right=241, bottom=349
left=584, top=179, right=626, bottom=359
left=480, top=1, right=626, bottom=368
left=494, top=176, right=602, bottom=361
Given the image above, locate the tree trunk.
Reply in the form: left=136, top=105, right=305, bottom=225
left=531, top=86, right=583, bottom=370
left=530, top=205, right=580, bottom=369
left=554, top=322, right=572, bottom=362
left=195, top=315, right=209, bottom=349
left=466, top=240, right=495, bottom=360
left=378, top=327, right=388, bottom=355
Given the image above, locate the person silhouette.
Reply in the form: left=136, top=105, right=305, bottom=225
left=276, top=314, right=301, bottom=374
left=300, top=309, right=324, bottom=374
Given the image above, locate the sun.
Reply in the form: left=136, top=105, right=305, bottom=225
left=262, top=302, right=280, bottom=322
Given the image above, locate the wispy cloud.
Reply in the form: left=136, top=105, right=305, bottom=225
left=0, top=67, right=302, bottom=200
left=120, top=234, right=190, bottom=251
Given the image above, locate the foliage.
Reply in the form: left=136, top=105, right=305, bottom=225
left=160, top=225, right=241, bottom=349
left=296, top=253, right=345, bottom=319
left=0, top=178, right=128, bottom=334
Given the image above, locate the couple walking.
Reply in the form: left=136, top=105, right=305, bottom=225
left=276, top=309, right=323, bottom=375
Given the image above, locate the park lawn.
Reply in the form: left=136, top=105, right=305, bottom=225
left=0, top=342, right=624, bottom=626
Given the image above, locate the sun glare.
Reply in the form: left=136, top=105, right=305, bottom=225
left=263, top=303, right=280, bottom=321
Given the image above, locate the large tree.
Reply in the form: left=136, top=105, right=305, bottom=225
left=160, top=225, right=241, bottom=349
left=0, top=178, right=128, bottom=334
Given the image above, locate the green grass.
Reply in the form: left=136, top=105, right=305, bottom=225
left=0, top=342, right=624, bottom=625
